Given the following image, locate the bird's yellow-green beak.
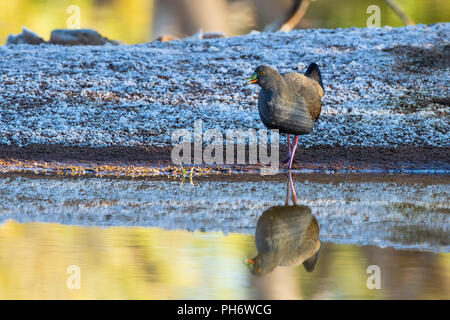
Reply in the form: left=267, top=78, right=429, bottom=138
left=245, top=258, right=254, bottom=272
left=247, top=72, right=258, bottom=84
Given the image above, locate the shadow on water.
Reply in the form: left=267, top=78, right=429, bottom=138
left=247, top=173, right=321, bottom=276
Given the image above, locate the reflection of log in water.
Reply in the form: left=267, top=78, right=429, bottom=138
left=249, top=173, right=321, bottom=276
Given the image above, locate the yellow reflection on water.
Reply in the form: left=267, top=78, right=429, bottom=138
left=0, top=220, right=448, bottom=299
left=0, top=220, right=254, bottom=299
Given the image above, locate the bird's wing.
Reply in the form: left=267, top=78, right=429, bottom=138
left=283, top=72, right=323, bottom=121
left=283, top=72, right=323, bottom=98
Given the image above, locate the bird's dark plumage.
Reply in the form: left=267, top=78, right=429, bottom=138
left=304, top=62, right=324, bottom=92
left=250, top=205, right=321, bottom=276
left=251, top=64, right=324, bottom=135
left=247, top=63, right=324, bottom=169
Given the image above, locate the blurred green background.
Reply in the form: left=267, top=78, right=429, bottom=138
left=0, top=0, right=449, bottom=44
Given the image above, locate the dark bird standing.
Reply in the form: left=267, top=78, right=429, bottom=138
left=247, top=63, right=324, bottom=169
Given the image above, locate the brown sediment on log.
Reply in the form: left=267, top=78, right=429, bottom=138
left=0, top=144, right=448, bottom=178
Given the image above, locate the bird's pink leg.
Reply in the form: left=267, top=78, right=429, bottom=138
left=287, top=171, right=297, bottom=205
left=281, top=133, right=298, bottom=164
left=282, top=134, right=299, bottom=166
left=290, top=174, right=298, bottom=204
left=287, top=134, right=292, bottom=156
left=282, top=134, right=292, bottom=164
left=285, top=173, right=290, bottom=206
left=288, top=135, right=299, bottom=170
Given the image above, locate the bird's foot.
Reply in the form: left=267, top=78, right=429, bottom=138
left=281, top=157, right=299, bottom=165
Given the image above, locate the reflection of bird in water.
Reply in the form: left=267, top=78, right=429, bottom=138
left=247, top=173, right=320, bottom=276
left=247, top=63, right=324, bottom=169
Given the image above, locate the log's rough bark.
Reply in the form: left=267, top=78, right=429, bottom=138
left=0, top=24, right=447, bottom=151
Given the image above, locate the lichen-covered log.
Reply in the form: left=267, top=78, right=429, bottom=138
left=0, top=24, right=448, bottom=169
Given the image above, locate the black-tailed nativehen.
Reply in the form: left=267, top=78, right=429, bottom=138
left=247, top=204, right=321, bottom=276
left=247, top=63, right=324, bottom=169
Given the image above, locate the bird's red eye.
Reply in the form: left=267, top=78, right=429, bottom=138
left=260, top=71, right=265, bottom=76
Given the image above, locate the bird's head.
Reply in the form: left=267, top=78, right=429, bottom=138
left=247, top=65, right=280, bottom=90
left=245, top=254, right=278, bottom=276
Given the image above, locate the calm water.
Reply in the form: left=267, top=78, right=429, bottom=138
left=0, top=221, right=448, bottom=300
left=0, top=173, right=448, bottom=299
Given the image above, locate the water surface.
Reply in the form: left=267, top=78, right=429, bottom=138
left=0, top=221, right=448, bottom=299
left=0, top=173, right=448, bottom=299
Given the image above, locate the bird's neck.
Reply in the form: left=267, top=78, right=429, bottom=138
left=263, top=74, right=287, bottom=96
left=256, top=248, right=284, bottom=271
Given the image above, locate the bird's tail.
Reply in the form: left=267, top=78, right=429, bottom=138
left=304, top=63, right=324, bottom=92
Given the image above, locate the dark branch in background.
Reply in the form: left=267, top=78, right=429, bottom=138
left=279, top=0, right=312, bottom=32
left=264, top=0, right=311, bottom=32
left=384, top=0, right=415, bottom=25
left=264, top=0, right=414, bottom=33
